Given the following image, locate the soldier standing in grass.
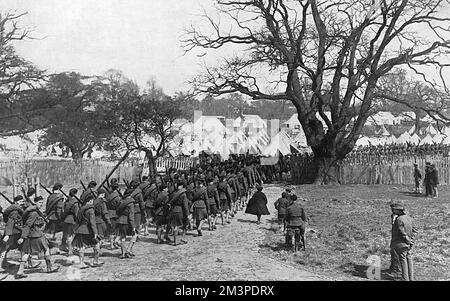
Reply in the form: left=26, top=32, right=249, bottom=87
left=390, top=202, right=418, bottom=281
left=430, top=164, right=439, bottom=198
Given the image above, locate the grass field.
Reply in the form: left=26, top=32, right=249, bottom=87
left=261, top=184, right=450, bottom=281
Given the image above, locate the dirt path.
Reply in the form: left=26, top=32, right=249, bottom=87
left=2, top=185, right=328, bottom=281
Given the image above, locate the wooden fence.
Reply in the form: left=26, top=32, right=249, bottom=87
left=155, top=157, right=196, bottom=172
left=0, top=159, right=141, bottom=188
left=290, top=154, right=450, bottom=185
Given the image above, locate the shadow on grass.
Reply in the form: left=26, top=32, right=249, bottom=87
left=258, top=242, right=291, bottom=252
left=399, top=191, right=427, bottom=198
left=237, top=219, right=258, bottom=224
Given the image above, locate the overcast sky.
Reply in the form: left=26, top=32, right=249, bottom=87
left=0, top=0, right=217, bottom=95
left=1, top=1, right=449, bottom=96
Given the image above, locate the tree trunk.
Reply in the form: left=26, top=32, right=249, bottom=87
left=144, top=150, right=157, bottom=178
left=312, top=156, right=341, bottom=185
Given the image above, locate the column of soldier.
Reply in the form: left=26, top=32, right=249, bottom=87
left=0, top=158, right=264, bottom=280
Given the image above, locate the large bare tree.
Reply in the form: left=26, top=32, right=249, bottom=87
left=183, top=0, right=450, bottom=183
left=0, top=11, right=46, bottom=136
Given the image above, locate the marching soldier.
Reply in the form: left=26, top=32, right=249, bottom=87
left=93, top=188, right=111, bottom=253
left=16, top=196, right=60, bottom=279
left=168, top=180, right=190, bottom=246
left=140, top=176, right=157, bottom=236
left=60, top=188, right=80, bottom=256
left=1, top=196, right=25, bottom=273
left=44, top=183, right=64, bottom=241
left=217, top=174, right=232, bottom=225
left=115, top=188, right=137, bottom=258
left=72, top=194, right=103, bottom=268
left=130, top=179, right=146, bottom=237
left=206, top=176, right=220, bottom=231
left=153, top=183, right=171, bottom=244
left=80, top=181, right=97, bottom=202
left=105, top=181, right=121, bottom=250
left=191, top=177, right=209, bottom=237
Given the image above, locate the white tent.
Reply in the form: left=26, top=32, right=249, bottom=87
left=424, top=124, right=438, bottom=136
left=262, top=131, right=292, bottom=156
left=409, top=133, right=421, bottom=144
left=292, top=131, right=308, bottom=147
left=396, top=132, right=411, bottom=144
left=385, top=135, right=398, bottom=144
left=419, top=134, right=434, bottom=145
left=442, top=135, right=450, bottom=145
left=356, top=136, right=371, bottom=146
left=432, top=133, right=445, bottom=144
left=408, top=125, right=416, bottom=135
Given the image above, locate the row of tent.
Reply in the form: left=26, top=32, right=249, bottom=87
left=356, top=124, right=450, bottom=146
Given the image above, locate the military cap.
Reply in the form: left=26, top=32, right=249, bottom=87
left=27, top=188, right=36, bottom=197
left=97, top=187, right=107, bottom=195
left=69, top=188, right=78, bottom=195
left=53, top=183, right=63, bottom=191
left=34, top=196, right=43, bottom=202
left=88, top=181, right=97, bottom=187
left=13, top=195, right=24, bottom=203
left=130, top=179, right=140, bottom=188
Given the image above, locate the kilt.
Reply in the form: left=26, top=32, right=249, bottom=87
left=96, top=222, right=107, bottom=239
left=135, top=212, right=146, bottom=227
left=45, top=220, right=62, bottom=234
left=145, top=207, right=155, bottom=219
left=106, top=218, right=117, bottom=236
left=208, top=204, right=218, bottom=216
left=72, top=234, right=98, bottom=248
left=115, top=224, right=134, bottom=239
left=4, top=233, right=21, bottom=250
left=21, top=236, right=49, bottom=255
left=230, top=192, right=236, bottom=203
left=169, top=211, right=184, bottom=228
left=154, top=215, right=167, bottom=227
left=220, top=199, right=230, bottom=211
left=193, top=208, right=208, bottom=223
left=62, top=223, right=76, bottom=237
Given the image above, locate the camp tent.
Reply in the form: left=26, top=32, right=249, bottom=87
left=424, top=124, right=438, bottom=136
left=396, top=132, right=411, bottom=144
left=419, top=134, right=434, bottom=145
left=409, top=133, right=421, bottom=144
left=262, top=131, right=292, bottom=156
left=385, top=135, right=398, bottom=144
left=356, top=136, right=371, bottom=146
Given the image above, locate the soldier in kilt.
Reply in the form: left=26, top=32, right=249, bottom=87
left=168, top=180, right=190, bottom=246
left=153, top=184, right=171, bottom=244
left=191, top=178, right=209, bottom=237
left=44, top=183, right=64, bottom=241
left=206, top=177, right=220, bottom=231
left=115, top=188, right=137, bottom=258
left=16, top=196, right=60, bottom=279
left=217, top=175, right=232, bottom=225
left=130, top=180, right=146, bottom=238
left=141, top=177, right=158, bottom=236
left=1, top=196, right=30, bottom=273
left=93, top=188, right=111, bottom=254
left=105, top=181, right=121, bottom=250
left=60, top=188, right=80, bottom=256
left=72, top=194, right=103, bottom=269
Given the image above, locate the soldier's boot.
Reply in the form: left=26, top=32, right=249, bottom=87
left=156, top=228, right=163, bottom=244
left=78, top=252, right=89, bottom=269
left=67, top=241, right=74, bottom=257
left=26, top=256, right=41, bottom=269
left=15, top=260, right=27, bottom=279
left=119, top=242, right=127, bottom=259
left=126, top=235, right=137, bottom=257
left=91, top=249, right=104, bottom=268
left=45, top=258, right=60, bottom=273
